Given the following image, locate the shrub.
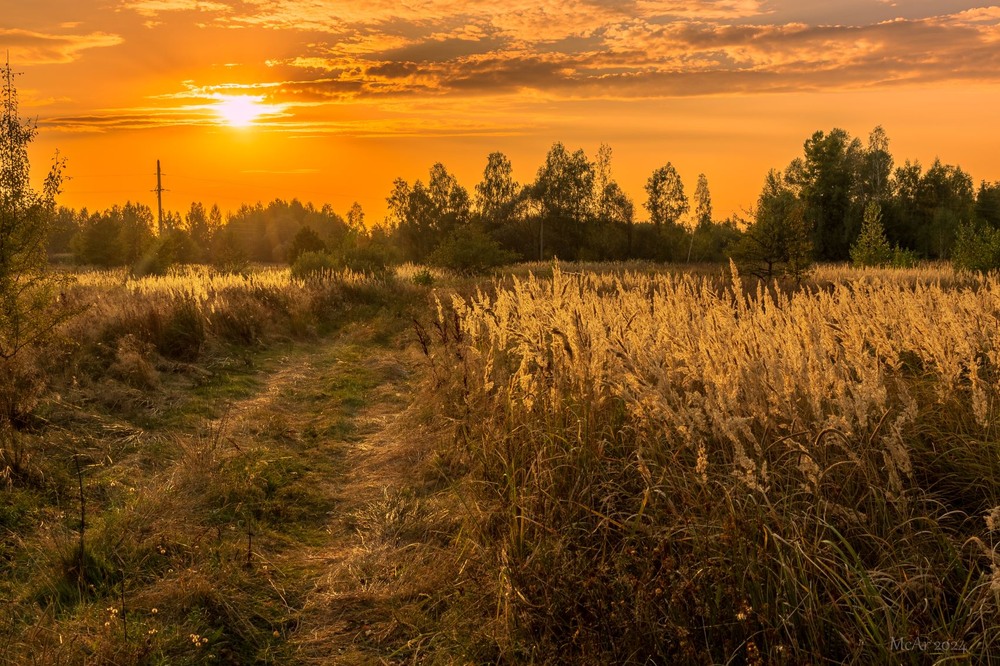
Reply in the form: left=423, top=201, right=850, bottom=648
left=290, top=251, right=335, bottom=279
left=428, top=225, right=517, bottom=275
left=411, top=268, right=434, bottom=286
left=337, top=241, right=394, bottom=276
left=890, top=245, right=920, bottom=268
left=952, top=220, right=1000, bottom=272
left=109, top=334, right=160, bottom=388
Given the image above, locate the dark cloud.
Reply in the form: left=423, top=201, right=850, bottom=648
left=374, top=36, right=506, bottom=63
left=259, top=8, right=1000, bottom=101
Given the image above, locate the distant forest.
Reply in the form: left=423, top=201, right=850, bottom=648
left=49, top=126, right=1000, bottom=274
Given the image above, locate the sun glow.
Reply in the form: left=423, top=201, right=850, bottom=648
left=214, top=95, right=275, bottom=128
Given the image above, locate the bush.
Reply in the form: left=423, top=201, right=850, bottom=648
left=290, top=251, right=336, bottom=279
left=411, top=268, right=434, bottom=286
left=338, top=241, right=394, bottom=276
left=428, top=226, right=518, bottom=275
left=132, top=233, right=188, bottom=277
left=952, top=221, right=1000, bottom=273
left=890, top=246, right=920, bottom=268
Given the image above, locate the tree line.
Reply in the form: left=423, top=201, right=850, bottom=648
left=45, top=127, right=1000, bottom=276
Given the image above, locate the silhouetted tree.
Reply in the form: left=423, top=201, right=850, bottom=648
left=694, top=173, right=712, bottom=229
left=288, top=225, right=326, bottom=263
left=645, top=163, right=688, bottom=229
left=528, top=142, right=594, bottom=258
left=475, top=151, right=520, bottom=230
left=389, top=164, right=470, bottom=261
left=977, top=181, right=1000, bottom=228
left=346, top=201, right=365, bottom=233
left=185, top=202, right=212, bottom=260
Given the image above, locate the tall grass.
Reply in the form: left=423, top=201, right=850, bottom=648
left=0, top=265, right=427, bottom=664
left=427, top=262, right=1000, bottom=662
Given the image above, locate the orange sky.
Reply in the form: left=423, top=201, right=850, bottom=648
left=7, top=1, right=1000, bottom=224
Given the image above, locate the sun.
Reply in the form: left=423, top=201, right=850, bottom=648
left=214, top=95, right=269, bottom=128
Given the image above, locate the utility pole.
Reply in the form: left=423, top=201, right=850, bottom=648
left=154, top=160, right=165, bottom=235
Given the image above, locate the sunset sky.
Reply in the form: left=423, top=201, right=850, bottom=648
left=7, top=0, right=1000, bottom=224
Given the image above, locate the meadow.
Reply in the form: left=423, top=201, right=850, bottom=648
left=2, top=261, right=999, bottom=664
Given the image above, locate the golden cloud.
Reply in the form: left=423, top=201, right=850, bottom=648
left=1, top=28, right=123, bottom=65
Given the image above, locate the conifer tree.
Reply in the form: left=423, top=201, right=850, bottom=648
left=850, top=201, right=892, bottom=267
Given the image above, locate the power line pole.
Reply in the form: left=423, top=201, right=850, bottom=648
left=154, top=160, right=165, bottom=235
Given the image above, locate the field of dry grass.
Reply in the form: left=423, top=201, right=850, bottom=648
left=3, top=261, right=999, bottom=664
left=422, top=261, right=1000, bottom=663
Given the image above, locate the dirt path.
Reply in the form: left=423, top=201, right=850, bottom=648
left=205, top=328, right=444, bottom=664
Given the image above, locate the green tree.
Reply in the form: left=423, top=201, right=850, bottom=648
left=785, top=128, right=863, bottom=261
left=644, top=163, right=688, bottom=229
left=0, top=60, right=66, bottom=362
left=428, top=225, right=517, bottom=275
left=72, top=211, right=123, bottom=266
left=594, top=143, right=613, bottom=220
left=917, top=160, right=975, bottom=258
left=47, top=206, right=81, bottom=257
left=732, top=170, right=813, bottom=281
left=850, top=201, right=892, bottom=267
left=116, top=202, right=156, bottom=266
left=428, top=163, right=471, bottom=234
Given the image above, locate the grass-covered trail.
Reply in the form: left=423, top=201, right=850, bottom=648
left=1, top=319, right=454, bottom=665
